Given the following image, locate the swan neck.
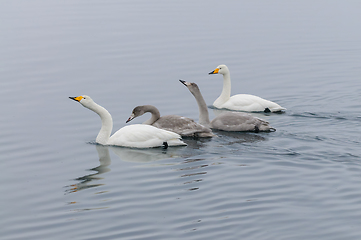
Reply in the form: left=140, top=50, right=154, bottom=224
left=142, top=105, right=161, bottom=125
left=214, top=73, right=231, bottom=107
left=87, top=102, right=113, bottom=145
left=191, top=88, right=211, bottom=127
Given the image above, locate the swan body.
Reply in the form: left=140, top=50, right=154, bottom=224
left=180, top=80, right=276, bottom=132
left=209, top=64, right=286, bottom=112
left=126, top=105, right=214, bottom=138
left=69, top=95, right=186, bottom=148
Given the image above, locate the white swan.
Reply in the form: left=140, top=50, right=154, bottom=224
left=126, top=105, right=214, bottom=138
left=209, top=64, right=286, bottom=112
left=69, top=95, right=186, bottom=148
left=180, top=80, right=276, bottom=132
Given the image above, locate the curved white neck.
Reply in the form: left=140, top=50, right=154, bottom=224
left=87, top=102, right=113, bottom=145
left=214, top=73, right=231, bottom=107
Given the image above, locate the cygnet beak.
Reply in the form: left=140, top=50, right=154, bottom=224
left=179, top=79, right=189, bottom=86
left=126, top=113, right=135, bottom=123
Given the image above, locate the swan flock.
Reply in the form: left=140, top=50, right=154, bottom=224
left=70, top=64, right=284, bottom=148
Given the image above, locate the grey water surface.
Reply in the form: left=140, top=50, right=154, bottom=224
left=1, top=1, right=361, bottom=239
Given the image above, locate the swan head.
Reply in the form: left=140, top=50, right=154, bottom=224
left=69, top=95, right=94, bottom=108
left=208, top=64, right=229, bottom=75
left=126, top=105, right=147, bottom=123
left=179, top=79, right=200, bottom=95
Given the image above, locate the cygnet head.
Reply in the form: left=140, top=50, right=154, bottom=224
left=179, top=80, right=200, bottom=95
left=126, top=106, right=147, bottom=123
left=208, top=64, right=229, bottom=75
left=69, top=95, right=93, bottom=107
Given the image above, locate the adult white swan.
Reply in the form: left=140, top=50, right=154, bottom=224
left=180, top=80, right=275, bottom=132
left=209, top=64, right=286, bottom=113
left=69, top=95, right=186, bottom=148
left=126, top=105, right=214, bottom=137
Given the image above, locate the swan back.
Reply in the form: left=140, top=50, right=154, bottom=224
left=211, top=112, right=275, bottom=132
left=108, top=124, right=186, bottom=148
left=223, top=94, right=285, bottom=112
left=127, top=104, right=213, bottom=138
left=152, top=115, right=213, bottom=137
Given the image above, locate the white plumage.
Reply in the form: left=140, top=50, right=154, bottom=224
left=180, top=80, right=276, bottom=132
left=209, top=64, right=286, bottom=112
left=69, top=95, right=186, bottom=148
left=108, top=124, right=186, bottom=148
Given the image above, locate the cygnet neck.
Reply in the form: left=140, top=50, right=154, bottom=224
left=189, top=86, right=211, bottom=127
left=141, top=105, right=161, bottom=125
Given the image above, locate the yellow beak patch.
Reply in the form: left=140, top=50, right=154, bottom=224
left=75, top=96, right=84, bottom=101
left=209, top=68, right=219, bottom=74
left=69, top=96, right=84, bottom=102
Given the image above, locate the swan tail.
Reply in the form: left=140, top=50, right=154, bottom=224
left=269, top=127, right=276, bottom=132
left=196, top=132, right=215, bottom=138
left=270, top=106, right=286, bottom=112
left=167, top=139, right=187, bottom=146
left=258, top=121, right=276, bottom=132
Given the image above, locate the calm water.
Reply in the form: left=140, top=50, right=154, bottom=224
left=1, top=1, right=361, bottom=239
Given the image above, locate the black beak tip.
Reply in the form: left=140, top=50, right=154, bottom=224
left=179, top=79, right=187, bottom=86
left=126, top=117, right=132, bottom=123
left=208, top=71, right=214, bottom=75
left=69, top=97, right=76, bottom=101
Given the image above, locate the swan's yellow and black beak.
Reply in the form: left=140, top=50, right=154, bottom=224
left=69, top=96, right=83, bottom=102
left=208, top=68, right=219, bottom=75
left=126, top=113, right=135, bottom=123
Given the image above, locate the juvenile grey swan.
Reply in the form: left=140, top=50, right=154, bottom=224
left=209, top=64, right=286, bottom=113
left=179, top=80, right=276, bottom=132
left=126, top=105, right=214, bottom=138
left=69, top=95, right=186, bottom=148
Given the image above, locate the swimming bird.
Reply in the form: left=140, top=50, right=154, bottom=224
left=126, top=105, right=214, bottom=138
left=69, top=95, right=186, bottom=148
left=179, top=80, right=276, bottom=132
left=209, top=64, right=286, bottom=113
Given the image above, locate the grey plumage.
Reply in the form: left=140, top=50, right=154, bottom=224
left=179, top=80, right=276, bottom=132
left=126, top=105, right=214, bottom=138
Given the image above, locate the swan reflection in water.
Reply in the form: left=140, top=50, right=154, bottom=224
left=65, top=145, right=111, bottom=194
left=65, top=126, right=267, bottom=195
left=110, top=145, right=183, bottom=163
left=65, top=144, right=184, bottom=194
